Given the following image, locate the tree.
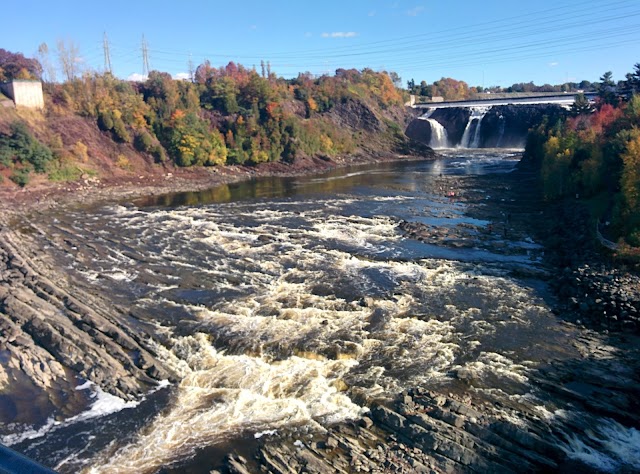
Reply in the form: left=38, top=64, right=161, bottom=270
left=388, top=71, right=401, bottom=88
left=37, top=43, right=56, bottom=83
left=597, top=71, right=617, bottom=106
left=0, top=48, right=42, bottom=80
left=57, top=39, right=81, bottom=82
left=569, top=93, right=594, bottom=117
left=623, top=63, right=640, bottom=97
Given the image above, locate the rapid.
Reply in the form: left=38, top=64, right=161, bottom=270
left=5, top=150, right=640, bottom=473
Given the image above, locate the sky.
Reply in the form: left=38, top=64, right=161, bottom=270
left=2, top=0, right=639, bottom=88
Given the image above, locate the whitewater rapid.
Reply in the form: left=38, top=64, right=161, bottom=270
left=8, top=154, right=639, bottom=473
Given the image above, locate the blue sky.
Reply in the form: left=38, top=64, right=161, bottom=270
left=2, top=0, right=639, bottom=87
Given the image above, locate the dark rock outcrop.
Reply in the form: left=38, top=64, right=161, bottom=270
left=404, top=119, right=433, bottom=146
left=0, top=226, right=171, bottom=428
left=480, top=104, right=567, bottom=148
left=329, top=98, right=382, bottom=132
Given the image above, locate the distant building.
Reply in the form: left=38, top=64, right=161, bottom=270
left=430, top=96, right=444, bottom=103
left=0, top=80, right=44, bottom=109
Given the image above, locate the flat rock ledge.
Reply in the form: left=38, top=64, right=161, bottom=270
left=0, top=226, right=171, bottom=428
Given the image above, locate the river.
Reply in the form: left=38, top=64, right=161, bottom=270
left=5, top=150, right=640, bottom=473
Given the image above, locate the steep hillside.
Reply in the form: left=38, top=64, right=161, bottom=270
left=0, top=66, right=429, bottom=198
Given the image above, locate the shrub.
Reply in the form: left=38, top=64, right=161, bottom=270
left=112, top=117, right=131, bottom=143
left=0, top=122, right=54, bottom=173
left=97, top=110, right=114, bottom=131
left=115, top=154, right=131, bottom=170
left=73, top=141, right=89, bottom=162
left=134, top=131, right=154, bottom=152
left=47, top=158, right=82, bottom=182
left=10, top=167, right=30, bottom=187
left=152, top=144, right=168, bottom=163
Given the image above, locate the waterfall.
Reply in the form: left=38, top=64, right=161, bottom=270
left=418, top=109, right=450, bottom=149
left=459, top=106, right=490, bottom=148
left=496, top=115, right=506, bottom=148
left=426, top=118, right=449, bottom=149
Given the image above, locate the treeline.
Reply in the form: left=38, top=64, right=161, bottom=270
left=406, top=77, right=608, bottom=101
left=523, top=65, right=640, bottom=248
left=1, top=47, right=407, bottom=185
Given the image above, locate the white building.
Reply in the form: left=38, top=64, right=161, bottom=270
left=0, top=80, right=44, bottom=109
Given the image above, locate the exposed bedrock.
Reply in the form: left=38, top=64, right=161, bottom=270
left=0, top=226, right=171, bottom=427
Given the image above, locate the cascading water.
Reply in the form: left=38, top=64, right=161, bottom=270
left=459, top=106, right=491, bottom=148
left=426, top=118, right=449, bottom=149
left=496, top=115, right=506, bottom=148
left=419, top=109, right=450, bottom=149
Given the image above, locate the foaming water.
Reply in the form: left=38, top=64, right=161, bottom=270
left=88, top=334, right=362, bottom=474
left=15, top=153, right=637, bottom=473
left=561, top=418, right=640, bottom=472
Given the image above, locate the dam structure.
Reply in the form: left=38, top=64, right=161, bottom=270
left=406, top=93, right=596, bottom=149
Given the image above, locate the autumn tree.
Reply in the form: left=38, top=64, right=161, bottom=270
left=0, top=48, right=42, bottom=80
left=57, top=39, right=81, bottom=82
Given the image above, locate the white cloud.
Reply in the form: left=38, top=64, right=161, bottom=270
left=407, top=6, right=425, bottom=16
left=548, top=61, right=559, bottom=67
left=174, top=72, right=190, bottom=81
left=321, top=32, right=358, bottom=38
left=127, top=73, right=148, bottom=82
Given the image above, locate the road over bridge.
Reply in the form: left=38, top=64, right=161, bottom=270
left=413, top=92, right=597, bottom=109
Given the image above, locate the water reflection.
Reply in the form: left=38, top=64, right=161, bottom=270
left=137, top=152, right=520, bottom=209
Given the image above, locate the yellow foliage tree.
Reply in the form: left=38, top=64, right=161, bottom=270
left=621, top=129, right=640, bottom=211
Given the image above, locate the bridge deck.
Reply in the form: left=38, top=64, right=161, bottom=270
left=414, top=93, right=596, bottom=109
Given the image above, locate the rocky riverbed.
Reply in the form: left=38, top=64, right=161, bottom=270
left=1, top=152, right=639, bottom=473
left=208, top=162, right=640, bottom=474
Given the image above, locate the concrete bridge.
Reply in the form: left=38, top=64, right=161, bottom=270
left=413, top=92, right=597, bottom=109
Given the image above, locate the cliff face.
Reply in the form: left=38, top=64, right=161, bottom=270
left=405, top=104, right=567, bottom=148
left=479, top=104, right=567, bottom=148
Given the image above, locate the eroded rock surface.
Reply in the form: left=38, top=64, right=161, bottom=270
left=0, top=224, right=170, bottom=429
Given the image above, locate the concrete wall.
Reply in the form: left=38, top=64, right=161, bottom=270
left=0, top=80, right=44, bottom=109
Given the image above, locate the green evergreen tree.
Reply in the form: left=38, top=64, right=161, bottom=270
left=569, top=93, right=594, bottom=117
left=598, top=71, right=617, bottom=106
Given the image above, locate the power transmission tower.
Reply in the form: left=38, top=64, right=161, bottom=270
left=141, top=34, right=150, bottom=76
left=188, top=53, right=194, bottom=82
left=103, top=32, right=112, bottom=74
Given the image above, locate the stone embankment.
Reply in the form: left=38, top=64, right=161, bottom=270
left=0, top=225, right=170, bottom=428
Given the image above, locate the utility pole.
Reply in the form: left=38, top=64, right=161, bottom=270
left=103, top=32, right=112, bottom=74
left=141, top=34, right=150, bottom=76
